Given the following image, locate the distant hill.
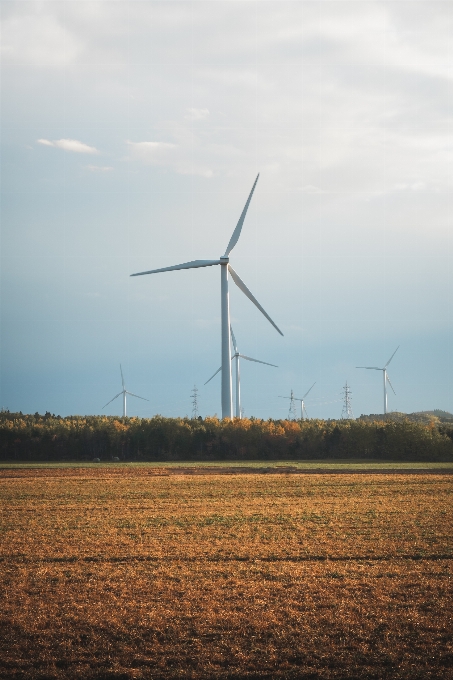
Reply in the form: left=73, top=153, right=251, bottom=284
left=358, top=410, right=453, bottom=424
left=419, top=410, right=453, bottom=420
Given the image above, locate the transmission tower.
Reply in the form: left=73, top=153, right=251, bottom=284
left=341, top=381, right=354, bottom=419
left=279, top=389, right=298, bottom=420
left=190, top=385, right=199, bottom=418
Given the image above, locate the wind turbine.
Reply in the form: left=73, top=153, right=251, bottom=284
left=356, top=346, right=399, bottom=415
left=204, top=325, right=278, bottom=418
left=294, top=382, right=316, bottom=420
left=131, top=174, right=283, bottom=419
left=102, top=365, right=149, bottom=417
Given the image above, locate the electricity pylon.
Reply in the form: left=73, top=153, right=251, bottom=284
left=341, top=381, right=354, bottom=419
left=191, top=385, right=199, bottom=418
left=279, top=389, right=298, bottom=420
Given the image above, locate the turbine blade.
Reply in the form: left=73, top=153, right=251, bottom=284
left=302, top=382, right=316, bottom=400
left=230, top=325, right=238, bottom=353
left=228, top=265, right=283, bottom=336
left=102, top=392, right=123, bottom=409
left=386, top=375, right=396, bottom=395
left=126, top=392, right=149, bottom=402
left=224, top=174, right=259, bottom=257
left=356, top=366, right=382, bottom=370
left=239, top=354, right=277, bottom=367
left=204, top=367, right=221, bottom=385
left=131, top=259, right=222, bottom=277
left=120, top=364, right=125, bottom=390
left=385, top=346, right=399, bottom=368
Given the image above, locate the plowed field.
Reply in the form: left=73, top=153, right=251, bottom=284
left=1, top=469, right=452, bottom=679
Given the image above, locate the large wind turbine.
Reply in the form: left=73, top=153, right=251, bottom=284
left=205, top=326, right=278, bottom=418
left=102, top=365, right=149, bottom=417
left=356, top=346, right=399, bottom=415
left=131, top=174, right=283, bottom=419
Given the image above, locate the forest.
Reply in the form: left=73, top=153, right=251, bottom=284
left=1, top=411, right=453, bottom=462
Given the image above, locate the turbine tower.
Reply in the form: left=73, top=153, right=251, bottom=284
left=131, top=174, right=283, bottom=419
left=356, top=346, right=399, bottom=415
left=204, top=325, right=277, bottom=418
left=294, top=382, right=316, bottom=420
left=102, top=365, right=149, bottom=417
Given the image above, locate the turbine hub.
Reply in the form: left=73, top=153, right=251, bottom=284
left=220, top=256, right=229, bottom=263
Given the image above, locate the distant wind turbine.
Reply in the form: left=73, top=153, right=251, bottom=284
left=356, top=346, right=399, bottom=415
left=279, top=383, right=315, bottom=420
left=294, top=383, right=316, bottom=420
left=205, top=325, right=278, bottom=418
left=131, top=174, right=283, bottom=419
left=102, top=365, right=149, bottom=417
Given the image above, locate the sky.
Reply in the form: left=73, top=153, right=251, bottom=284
left=1, top=0, right=452, bottom=420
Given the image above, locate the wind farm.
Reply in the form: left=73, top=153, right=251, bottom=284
left=204, top=326, right=277, bottom=419
left=131, top=174, right=283, bottom=420
left=3, top=4, right=450, bottom=424
left=3, top=4, right=453, bottom=680
left=31, top=164, right=418, bottom=424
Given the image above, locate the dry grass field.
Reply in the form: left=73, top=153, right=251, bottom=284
left=1, top=467, right=452, bottom=679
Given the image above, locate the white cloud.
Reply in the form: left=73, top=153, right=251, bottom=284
left=393, top=182, right=427, bottom=192
left=127, top=141, right=177, bottom=161
left=1, top=12, right=81, bottom=66
left=127, top=140, right=213, bottom=178
left=178, top=165, right=214, bottom=179
left=185, top=108, right=210, bottom=121
left=37, top=139, right=99, bottom=154
left=86, top=165, right=113, bottom=172
left=300, top=185, right=327, bottom=194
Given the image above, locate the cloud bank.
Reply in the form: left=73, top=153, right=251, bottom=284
left=37, top=139, right=99, bottom=154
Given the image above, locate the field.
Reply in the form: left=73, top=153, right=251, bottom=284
left=1, top=467, right=452, bottom=679
left=2, top=460, right=453, bottom=469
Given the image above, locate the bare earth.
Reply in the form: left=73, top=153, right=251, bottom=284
left=1, top=468, right=452, bottom=679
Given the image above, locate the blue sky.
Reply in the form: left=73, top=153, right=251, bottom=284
left=1, top=1, right=452, bottom=419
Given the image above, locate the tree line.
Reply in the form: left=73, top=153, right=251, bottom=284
left=1, top=411, right=453, bottom=462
